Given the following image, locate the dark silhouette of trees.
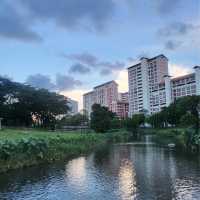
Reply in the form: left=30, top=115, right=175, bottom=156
left=0, top=77, right=68, bottom=128
left=147, top=96, right=200, bottom=132
left=125, top=114, right=145, bottom=138
left=90, top=104, right=115, bottom=133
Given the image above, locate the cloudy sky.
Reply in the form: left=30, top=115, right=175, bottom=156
left=1, top=0, right=200, bottom=109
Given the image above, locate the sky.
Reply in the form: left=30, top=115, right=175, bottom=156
left=1, top=0, right=200, bottom=109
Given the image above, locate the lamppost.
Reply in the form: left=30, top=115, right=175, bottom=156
left=0, top=118, right=2, bottom=130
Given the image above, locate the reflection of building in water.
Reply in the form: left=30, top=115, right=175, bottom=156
left=119, top=159, right=137, bottom=200
left=65, top=157, right=86, bottom=188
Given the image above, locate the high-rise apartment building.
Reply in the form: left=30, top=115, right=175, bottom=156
left=67, top=98, right=78, bottom=115
left=83, top=91, right=95, bottom=116
left=93, top=81, right=118, bottom=108
left=119, top=92, right=129, bottom=102
left=128, top=54, right=200, bottom=115
left=83, top=81, right=119, bottom=116
left=110, top=100, right=129, bottom=119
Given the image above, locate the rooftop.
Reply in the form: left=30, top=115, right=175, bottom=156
left=83, top=91, right=94, bottom=96
left=94, top=80, right=118, bottom=89
left=128, top=54, right=168, bottom=69
left=171, top=73, right=195, bottom=81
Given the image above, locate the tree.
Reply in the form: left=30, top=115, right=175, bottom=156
left=125, top=114, right=145, bottom=138
left=90, top=104, right=114, bottom=133
left=0, top=77, right=69, bottom=128
left=179, top=96, right=200, bottom=134
left=110, top=117, right=122, bottom=129
left=180, top=113, right=197, bottom=128
left=146, top=112, right=165, bottom=128
left=58, top=113, right=88, bottom=126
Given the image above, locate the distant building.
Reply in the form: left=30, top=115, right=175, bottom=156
left=67, top=98, right=78, bottom=115
left=83, top=81, right=119, bottom=116
left=119, top=92, right=129, bottom=102
left=111, top=100, right=129, bottom=119
left=83, top=81, right=129, bottom=119
left=94, top=81, right=118, bottom=109
left=128, top=54, right=200, bottom=115
left=83, top=91, right=95, bottom=116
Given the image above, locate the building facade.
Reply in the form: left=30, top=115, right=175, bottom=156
left=67, top=98, right=78, bottom=115
left=83, top=91, right=95, bottom=116
left=119, top=92, right=129, bottom=102
left=111, top=100, right=129, bottom=119
left=128, top=54, right=200, bottom=116
left=93, top=81, right=118, bottom=109
left=83, top=81, right=119, bottom=116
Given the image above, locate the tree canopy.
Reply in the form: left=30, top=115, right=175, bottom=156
left=0, top=77, right=68, bottom=128
left=90, top=104, right=115, bottom=133
left=147, top=96, right=200, bottom=133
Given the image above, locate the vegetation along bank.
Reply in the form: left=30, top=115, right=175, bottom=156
left=0, top=129, right=130, bottom=173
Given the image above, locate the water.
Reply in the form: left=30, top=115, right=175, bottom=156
left=0, top=137, right=200, bottom=200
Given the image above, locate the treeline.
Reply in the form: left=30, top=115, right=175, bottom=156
left=89, top=97, right=200, bottom=152
left=0, top=77, right=68, bottom=128
left=147, top=96, right=200, bottom=133
left=90, top=103, right=145, bottom=136
left=146, top=96, right=200, bottom=152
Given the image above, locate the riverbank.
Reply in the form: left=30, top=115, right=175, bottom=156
left=144, top=128, right=200, bottom=153
left=0, top=129, right=130, bottom=173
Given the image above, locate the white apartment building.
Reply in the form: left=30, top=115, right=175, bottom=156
left=128, top=54, right=200, bottom=115
left=83, top=91, right=95, bottom=116
left=83, top=81, right=118, bottom=116
left=67, top=98, right=78, bottom=115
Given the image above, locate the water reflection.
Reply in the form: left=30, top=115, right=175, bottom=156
left=0, top=139, right=200, bottom=200
left=65, top=157, right=86, bottom=188
left=119, top=159, right=136, bottom=200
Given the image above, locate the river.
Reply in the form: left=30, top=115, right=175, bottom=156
left=0, top=136, right=200, bottom=200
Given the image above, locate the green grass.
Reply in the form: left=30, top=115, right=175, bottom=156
left=0, top=128, right=130, bottom=173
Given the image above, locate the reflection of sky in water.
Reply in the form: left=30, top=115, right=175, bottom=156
left=0, top=141, right=200, bottom=200
left=65, top=157, right=86, bottom=189
left=119, top=159, right=136, bottom=200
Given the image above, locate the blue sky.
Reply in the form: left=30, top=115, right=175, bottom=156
left=0, top=0, right=200, bottom=108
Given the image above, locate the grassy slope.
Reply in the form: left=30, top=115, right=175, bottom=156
left=0, top=129, right=130, bottom=173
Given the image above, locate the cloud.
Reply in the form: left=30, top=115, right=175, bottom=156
left=169, top=63, right=192, bottom=77
left=0, top=0, right=42, bottom=42
left=100, top=68, right=112, bottom=76
left=69, top=63, right=91, bottom=74
left=156, top=0, right=183, bottom=15
left=115, top=69, right=128, bottom=92
left=158, top=22, right=200, bottom=51
left=26, top=73, right=82, bottom=91
left=65, top=52, right=125, bottom=76
left=19, top=0, right=116, bottom=31
left=158, top=22, right=197, bottom=37
left=0, top=0, right=116, bottom=42
left=97, top=61, right=125, bottom=71
left=65, top=52, right=98, bottom=66
left=165, top=40, right=182, bottom=50
left=56, top=74, right=82, bottom=91
left=26, top=74, right=55, bottom=90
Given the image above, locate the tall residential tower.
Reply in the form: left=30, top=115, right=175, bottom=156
left=83, top=81, right=119, bottom=116
left=128, top=54, right=200, bottom=116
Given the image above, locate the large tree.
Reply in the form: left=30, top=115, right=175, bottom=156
left=90, top=104, right=114, bottom=133
left=0, top=77, right=68, bottom=128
